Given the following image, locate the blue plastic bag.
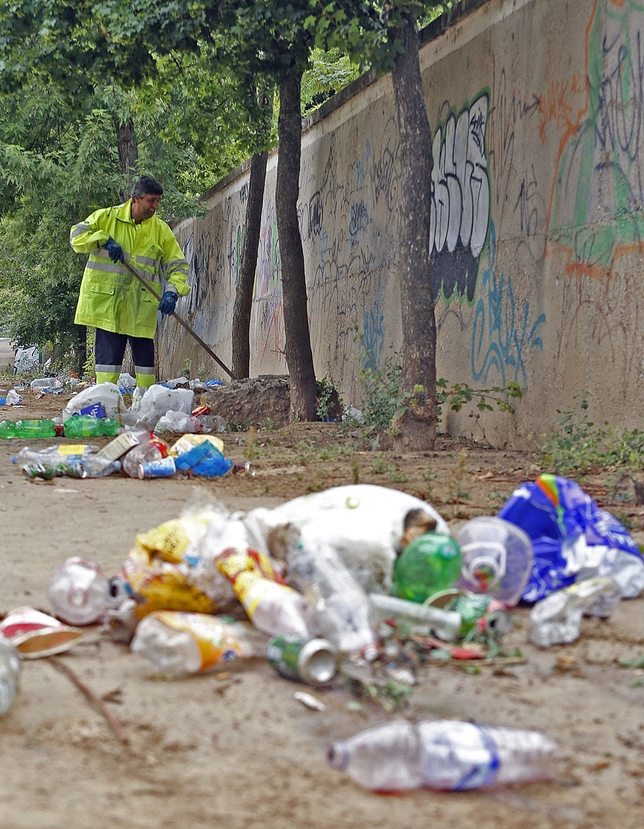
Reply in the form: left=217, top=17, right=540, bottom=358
left=498, top=474, right=644, bottom=602
left=174, top=441, right=233, bottom=477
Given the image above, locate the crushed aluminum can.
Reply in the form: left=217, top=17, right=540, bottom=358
left=266, top=635, right=337, bottom=685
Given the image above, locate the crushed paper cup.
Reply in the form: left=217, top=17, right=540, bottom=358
left=0, top=607, right=84, bottom=658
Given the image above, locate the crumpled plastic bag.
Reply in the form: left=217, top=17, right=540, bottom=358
left=498, top=473, right=644, bottom=602
left=63, top=382, right=125, bottom=421
left=118, top=504, right=238, bottom=619
left=239, top=484, right=450, bottom=594
left=120, top=383, right=194, bottom=430
left=174, top=441, right=233, bottom=477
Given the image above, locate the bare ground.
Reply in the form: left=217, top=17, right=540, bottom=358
left=0, top=387, right=643, bottom=829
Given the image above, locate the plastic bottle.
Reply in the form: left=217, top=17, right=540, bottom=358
left=0, top=638, right=20, bottom=716
left=64, top=415, right=121, bottom=438
left=122, top=437, right=167, bottom=477
left=393, top=532, right=462, bottom=603
left=31, top=377, right=62, bottom=391
left=0, top=420, right=17, bottom=438
left=529, top=576, right=622, bottom=647
left=130, top=611, right=255, bottom=675
left=48, top=557, right=109, bottom=625
left=216, top=549, right=317, bottom=639
left=285, top=538, right=379, bottom=657
left=13, top=419, right=57, bottom=438
left=368, top=593, right=462, bottom=642
left=328, top=719, right=558, bottom=792
left=12, top=445, right=98, bottom=465
left=455, top=516, right=534, bottom=606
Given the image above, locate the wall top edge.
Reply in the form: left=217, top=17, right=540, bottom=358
left=190, top=0, right=494, bottom=209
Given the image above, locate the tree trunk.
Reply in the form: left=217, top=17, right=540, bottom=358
left=389, top=12, right=437, bottom=451
left=276, top=71, right=317, bottom=421
left=232, top=150, right=268, bottom=380
left=115, top=119, right=138, bottom=198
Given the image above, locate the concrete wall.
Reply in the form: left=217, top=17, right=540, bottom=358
left=160, top=0, right=644, bottom=447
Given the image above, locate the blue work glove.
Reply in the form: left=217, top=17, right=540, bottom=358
left=104, top=237, right=124, bottom=263
left=158, top=290, right=178, bottom=316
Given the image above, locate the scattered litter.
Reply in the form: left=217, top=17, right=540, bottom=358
left=294, top=691, right=327, bottom=711
left=0, top=638, right=20, bottom=715
left=498, top=473, right=644, bottom=601
left=529, top=576, right=622, bottom=647
left=48, top=557, right=109, bottom=626
left=266, top=635, right=337, bottom=684
left=130, top=611, right=256, bottom=676
left=328, top=720, right=557, bottom=791
left=6, top=390, right=23, bottom=406
left=0, top=607, right=84, bottom=658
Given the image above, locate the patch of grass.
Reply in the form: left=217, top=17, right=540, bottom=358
left=541, top=392, right=644, bottom=475
left=371, top=457, right=393, bottom=475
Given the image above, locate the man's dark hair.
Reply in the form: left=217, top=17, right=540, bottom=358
left=131, top=175, right=163, bottom=199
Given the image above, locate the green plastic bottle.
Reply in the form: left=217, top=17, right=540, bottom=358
left=392, top=533, right=463, bottom=603
left=0, top=420, right=17, bottom=439
left=13, top=419, right=57, bottom=439
left=64, top=416, right=121, bottom=438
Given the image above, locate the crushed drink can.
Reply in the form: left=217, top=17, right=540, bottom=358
left=266, top=635, right=337, bottom=685
left=138, top=456, right=176, bottom=479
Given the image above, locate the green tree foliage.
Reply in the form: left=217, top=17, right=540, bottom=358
left=0, top=3, right=274, bottom=361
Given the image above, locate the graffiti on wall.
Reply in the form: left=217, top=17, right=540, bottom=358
left=549, top=0, right=644, bottom=277
left=471, top=222, right=546, bottom=387
left=430, top=93, right=491, bottom=303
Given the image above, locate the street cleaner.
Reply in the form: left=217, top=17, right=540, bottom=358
left=70, top=175, right=190, bottom=389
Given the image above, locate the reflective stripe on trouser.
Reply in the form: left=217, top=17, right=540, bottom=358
left=94, top=328, right=156, bottom=387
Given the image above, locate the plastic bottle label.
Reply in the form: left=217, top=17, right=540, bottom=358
left=233, top=572, right=298, bottom=618
left=153, top=611, right=245, bottom=671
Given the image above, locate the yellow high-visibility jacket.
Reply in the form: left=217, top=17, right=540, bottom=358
left=70, top=200, right=190, bottom=339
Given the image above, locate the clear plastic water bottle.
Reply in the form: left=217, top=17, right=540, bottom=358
left=455, top=516, right=534, bottom=606
left=393, top=533, right=462, bottom=603
left=328, top=719, right=558, bottom=792
left=285, top=538, right=379, bottom=658
left=122, top=439, right=166, bottom=477
left=529, top=576, right=622, bottom=647
left=48, top=557, right=109, bottom=625
left=0, top=638, right=20, bottom=716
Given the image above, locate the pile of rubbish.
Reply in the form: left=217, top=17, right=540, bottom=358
left=0, top=381, right=244, bottom=481
left=2, top=481, right=644, bottom=793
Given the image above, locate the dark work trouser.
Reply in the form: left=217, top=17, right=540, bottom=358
left=94, top=328, right=156, bottom=388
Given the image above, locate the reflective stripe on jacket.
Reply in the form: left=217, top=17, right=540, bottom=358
left=71, top=200, right=190, bottom=338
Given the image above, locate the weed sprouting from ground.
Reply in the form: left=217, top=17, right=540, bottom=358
left=353, top=330, right=522, bottom=438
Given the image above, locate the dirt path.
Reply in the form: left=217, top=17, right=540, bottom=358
left=1, top=388, right=643, bottom=828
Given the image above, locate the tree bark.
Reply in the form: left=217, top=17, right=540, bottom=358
left=115, top=119, right=138, bottom=198
left=276, top=71, right=317, bottom=421
left=389, top=12, right=437, bottom=450
left=232, top=150, right=268, bottom=380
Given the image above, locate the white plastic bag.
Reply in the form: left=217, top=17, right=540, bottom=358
left=63, top=382, right=125, bottom=421
left=241, top=484, right=450, bottom=594
left=124, top=384, right=194, bottom=430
